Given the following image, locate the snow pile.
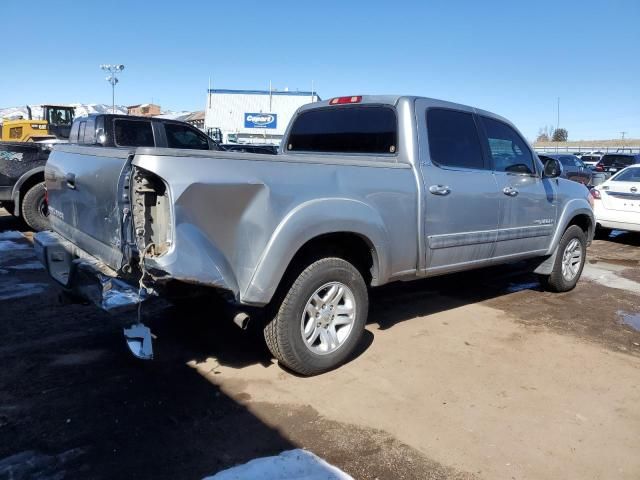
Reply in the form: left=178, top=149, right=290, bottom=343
left=0, top=104, right=128, bottom=121
left=204, top=450, right=354, bottom=480
left=0, top=104, right=196, bottom=121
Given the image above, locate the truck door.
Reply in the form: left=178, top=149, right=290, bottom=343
left=417, top=103, right=500, bottom=273
left=478, top=115, right=557, bottom=258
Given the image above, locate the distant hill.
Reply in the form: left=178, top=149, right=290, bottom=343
left=0, top=104, right=194, bottom=122
left=534, top=139, right=640, bottom=148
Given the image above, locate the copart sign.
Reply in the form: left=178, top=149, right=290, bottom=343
left=244, top=113, right=277, bottom=129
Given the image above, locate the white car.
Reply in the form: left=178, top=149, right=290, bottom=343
left=592, top=164, right=640, bottom=233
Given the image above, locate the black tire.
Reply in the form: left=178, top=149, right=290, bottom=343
left=264, top=257, right=368, bottom=376
left=539, top=225, right=586, bottom=292
left=21, top=182, right=49, bottom=231
left=594, top=225, right=611, bottom=239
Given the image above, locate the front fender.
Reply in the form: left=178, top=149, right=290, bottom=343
left=242, top=198, right=391, bottom=305
left=548, top=198, right=594, bottom=254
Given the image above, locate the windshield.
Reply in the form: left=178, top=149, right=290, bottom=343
left=46, top=107, right=74, bottom=125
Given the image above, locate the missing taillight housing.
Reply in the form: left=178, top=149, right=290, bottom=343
left=132, top=168, right=172, bottom=257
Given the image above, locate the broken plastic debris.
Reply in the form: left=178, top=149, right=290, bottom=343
left=123, top=324, right=154, bottom=360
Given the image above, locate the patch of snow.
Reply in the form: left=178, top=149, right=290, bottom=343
left=0, top=240, right=30, bottom=251
left=204, top=449, right=354, bottom=480
left=0, top=231, right=24, bottom=240
left=7, top=261, right=44, bottom=270
left=582, top=264, right=640, bottom=295
left=0, top=280, right=48, bottom=300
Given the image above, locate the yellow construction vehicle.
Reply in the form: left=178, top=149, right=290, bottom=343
left=0, top=105, right=75, bottom=142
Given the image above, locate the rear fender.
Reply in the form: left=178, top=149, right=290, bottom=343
left=12, top=167, right=45, bottom=212
left=242, top=198, right=390, bottom=305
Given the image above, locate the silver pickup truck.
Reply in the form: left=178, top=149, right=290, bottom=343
left=35, top=95, right=595, bottom=375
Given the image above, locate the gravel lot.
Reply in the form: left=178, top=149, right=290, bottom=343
left=1, top=207, right=639, bottom=480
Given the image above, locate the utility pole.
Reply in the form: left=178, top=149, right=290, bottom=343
left=556, top=97, right=560, bottom=132
left=100, top=64, right=125, bottom=113
left=621, top=131, right=627, bottom=141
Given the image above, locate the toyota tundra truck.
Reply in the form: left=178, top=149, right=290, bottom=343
left=35, top=95, right=595, bottom=375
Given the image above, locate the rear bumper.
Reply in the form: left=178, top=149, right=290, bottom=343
left=34, top=231, right=145, bottom=310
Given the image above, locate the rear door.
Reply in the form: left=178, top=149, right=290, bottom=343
left=478, top=116, right=557, bottom=258
left=418, top=103, right=500, bottom=273
left=600, top=167, right=640, bottom=213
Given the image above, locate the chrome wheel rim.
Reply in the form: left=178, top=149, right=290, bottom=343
left=300, top=282, right=356, bottom=355
left=561, top=238, right=583, bottom=281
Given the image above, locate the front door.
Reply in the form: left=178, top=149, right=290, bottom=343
left=419, top=104, right=501, bottom=274
left=478, top=115, right=557, bottom=258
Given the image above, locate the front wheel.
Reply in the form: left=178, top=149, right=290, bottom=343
left=539, top=225, right=586, bottom=292
left=264, top=257, right=368, bottom=376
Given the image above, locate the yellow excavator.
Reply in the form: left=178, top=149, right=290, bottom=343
left=0, top=105, right=75, bottom=142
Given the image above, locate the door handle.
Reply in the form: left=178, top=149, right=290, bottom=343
left=503, top=186, right=518, bottom=197
left=429, top=185, right=451, bottom=196
left=65, top=172, right=76, bottom=190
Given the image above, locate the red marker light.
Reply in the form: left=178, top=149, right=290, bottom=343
left=329, top=96, right=362, bottom=105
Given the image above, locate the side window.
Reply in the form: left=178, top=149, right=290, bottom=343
left=82, top=117, right=96, bottom=144
left=114, top=119, right=154, bottom=147
left=426, top=109, right=485, bottom=169
left=69, top=121, right=80, bottom=143
left=480, top=116, right=535, bottom=174
left=559, top=156, right=578, bottom=167
left=164, top=123, right=209, bottom=150
left=78, top=122, right=86, bottom=143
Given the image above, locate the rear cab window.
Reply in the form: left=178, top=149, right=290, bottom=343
left=114, top=119, right=154, bottom=147
left=287, top=105, right=397, bottom=155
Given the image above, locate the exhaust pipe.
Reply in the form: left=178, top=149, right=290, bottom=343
left=26, top=105, right=32, bottom=120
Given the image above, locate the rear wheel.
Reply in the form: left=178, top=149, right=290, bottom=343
left=21, top=182, right=49, bottom=231
left=539, top=225, right=586, bottom=292
left=264, top=257, right=368, bottom=376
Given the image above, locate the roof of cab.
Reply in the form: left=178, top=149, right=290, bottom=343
left=297, top=94, right=514, bottom=127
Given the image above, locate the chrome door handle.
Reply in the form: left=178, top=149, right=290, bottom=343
left=631, top=186, right=638, bottom=193
left=503, top=186, right=518, bottom=197
left=429, top=185, right=451, bottom=196
left=65, top=172, right=76, bottom=190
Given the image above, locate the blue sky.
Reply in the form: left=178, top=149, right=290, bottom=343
left=1, top=0, right=638, bottom=140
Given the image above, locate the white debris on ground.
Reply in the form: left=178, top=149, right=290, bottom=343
left=204, top=449, right=354, bottom=480
left=0, top=230, right=49, bottom=300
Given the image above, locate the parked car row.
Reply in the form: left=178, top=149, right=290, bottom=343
left=592, top=164, right=640, bottom=234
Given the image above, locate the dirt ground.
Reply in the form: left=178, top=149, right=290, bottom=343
left=1, top=208, right=639, bottom=480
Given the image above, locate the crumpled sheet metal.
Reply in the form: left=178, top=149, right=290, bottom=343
left=73, top=261, right=152, bottom=311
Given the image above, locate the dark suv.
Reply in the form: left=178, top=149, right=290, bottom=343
left=595, top=153, right=640, bottom=176
left=69, top=114, right=221, bottom=150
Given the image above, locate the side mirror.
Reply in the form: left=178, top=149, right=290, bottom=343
left=543, top=158, right=563, bottom=178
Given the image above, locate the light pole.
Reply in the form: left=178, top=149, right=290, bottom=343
left=100, top=64, right=125, bottom=113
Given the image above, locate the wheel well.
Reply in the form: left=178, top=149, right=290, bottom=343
left=16, top=172, right=45, bottom=211
left=567, top=214, right=593, bottom=237
left=287, top=232, right=377, bottom=287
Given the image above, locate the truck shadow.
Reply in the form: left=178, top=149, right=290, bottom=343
left=368, top=263, right=540, bottom=331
